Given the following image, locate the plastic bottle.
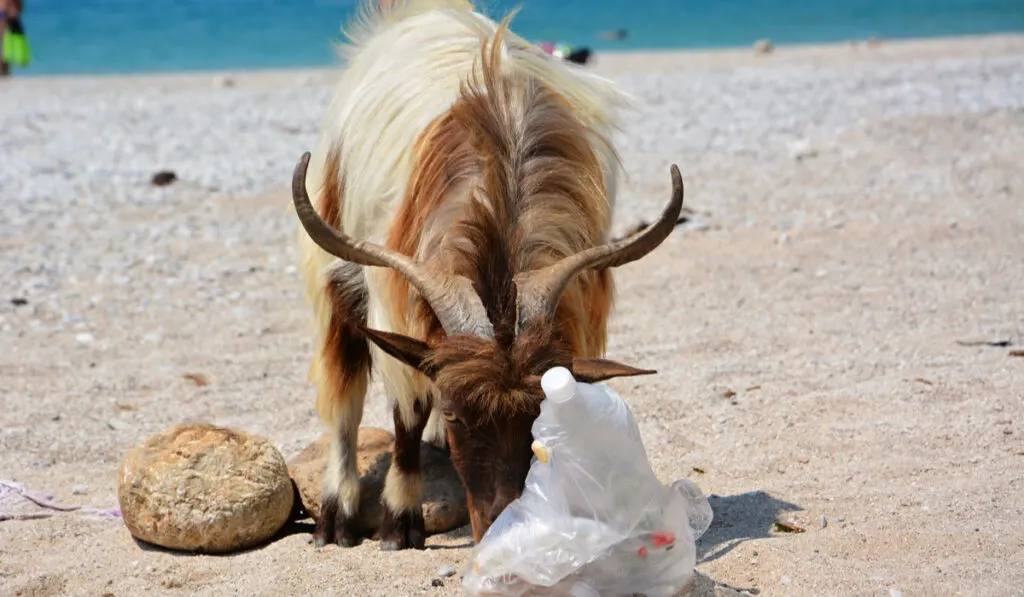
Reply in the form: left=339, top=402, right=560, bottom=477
left=463, top=367, right=712, bottom=597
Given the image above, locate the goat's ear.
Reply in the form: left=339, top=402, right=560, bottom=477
left=362, top=327, right=437, bottom=379
left=570, top=358, right=656, bottom=383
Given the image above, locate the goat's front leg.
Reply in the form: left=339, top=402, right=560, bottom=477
left=379, top=397, right=429, bottom=550
left=316, top=396, right=365, bottom=548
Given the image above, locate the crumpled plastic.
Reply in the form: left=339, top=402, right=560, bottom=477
left=462, top=367, right=713, bottom=597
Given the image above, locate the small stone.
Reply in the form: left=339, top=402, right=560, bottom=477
left=75, top=332, right=95, bottom=345
left=288, top=428, right=469, bottom=537
left=819, top=515, right=828, bottom=529
left=781, top=575, right=791, bottom=585
left=431, top=579, right=445, bottom=587
left=889, top=590, right=902, bottom=597
left=754, top=39, right=774, bottom=54
left=212, top=75, right=235, bottom=88
left=691, top=221, right=710, bottom=232
left=72, top=484, right=89, bottom=495
left=118, top=423, right=294, bottom=553
left=107, top=418, right=130, bottom=431
left=151, top=171, right=177, bottom=187
left=437, top=566, right=456, bottom=578
left=10, top=297, right=28, bottom=307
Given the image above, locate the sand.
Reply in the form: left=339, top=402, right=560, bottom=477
left=1, top=33, right=1023, bottom=596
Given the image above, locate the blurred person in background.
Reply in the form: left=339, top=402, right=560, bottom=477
left=1, top=0, right=31, bottom=77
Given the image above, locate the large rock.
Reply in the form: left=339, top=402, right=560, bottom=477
left=288, top=427, right=468, bottom=537
left=118, top=423, right=294, bottom=553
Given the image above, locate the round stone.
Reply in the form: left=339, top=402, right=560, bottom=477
left=288, top=427, right=468, bottom=537
left=118, top=423, right=294, bottom=553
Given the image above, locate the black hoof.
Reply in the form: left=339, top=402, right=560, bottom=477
left=378, top=506, right=426, bottom=551
left=314, top=497, right=363, bottom=548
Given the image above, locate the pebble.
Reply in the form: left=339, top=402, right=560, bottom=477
left=107, top=418, right=130, bottom=431
left=753, top=39, right=774, bottom=54
left=819, top=515, right=828, bottom=529
left=72, top=484, right=90, bottom=495
left=437, top=566, right=456, bottom=578
left=75, top=333, right=95, bottom=345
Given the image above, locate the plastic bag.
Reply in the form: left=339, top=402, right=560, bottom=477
left=462, top=367, right=713, bottom=597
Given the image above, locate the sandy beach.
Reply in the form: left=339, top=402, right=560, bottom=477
left=1, top=33, right=1023, bottom=596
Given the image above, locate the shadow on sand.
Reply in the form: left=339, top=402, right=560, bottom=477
left=697, top=490, right=803, bottom=564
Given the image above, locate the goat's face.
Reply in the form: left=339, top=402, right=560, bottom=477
left=440, top=399, right=538, bottom=540
left=363, top=321, right=654, bottom=541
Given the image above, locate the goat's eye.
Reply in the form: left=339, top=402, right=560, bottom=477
left=442, top=411, right=459, bottom=423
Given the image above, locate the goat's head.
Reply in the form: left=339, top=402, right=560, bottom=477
left=291, top=152, right=685, bottom=541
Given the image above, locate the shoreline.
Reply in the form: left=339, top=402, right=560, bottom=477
left=6, top=32, right=1023, bottom=88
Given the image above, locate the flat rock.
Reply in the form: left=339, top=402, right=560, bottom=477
left=118, top=423, right=294, bottom=553
left=288, top=427, right=468, bottom=537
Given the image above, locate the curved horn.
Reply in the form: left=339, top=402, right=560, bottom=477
left=515, top=164, right=685, bottom=328
left=291, top=152, right=494, bottom=338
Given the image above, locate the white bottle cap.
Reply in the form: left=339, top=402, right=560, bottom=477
left=541, top=366, right=577, bottom=404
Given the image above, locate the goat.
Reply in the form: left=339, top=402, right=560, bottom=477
left=293, top=0, right=685, bottom=550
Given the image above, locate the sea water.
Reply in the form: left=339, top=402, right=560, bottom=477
left=14, top=0, right=1024, bottom=76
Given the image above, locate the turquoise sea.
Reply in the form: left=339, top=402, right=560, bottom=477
left=12, top=0, right=1024, bottom=76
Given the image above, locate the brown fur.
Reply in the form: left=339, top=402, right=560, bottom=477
left=385, top=110, right=481, bottom=347
left=313, top=147, right=373, bottom=424
left=386, top=21, right=615, bottom=370
left=427, top=321, right=570, bottom=418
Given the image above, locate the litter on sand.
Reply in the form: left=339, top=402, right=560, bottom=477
left=0, top=479, right=121, bottom=522
left=462, top=367, right=713, bottom=597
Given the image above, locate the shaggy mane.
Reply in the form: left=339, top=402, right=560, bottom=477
left=384, top=12, right=617, bottom=417
left=426, top=321, right=572, bottom=418
left=448, top=18, right=612, bottom=343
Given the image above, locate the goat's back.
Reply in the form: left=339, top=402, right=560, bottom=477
left=304, top=0, right=632, bottom=244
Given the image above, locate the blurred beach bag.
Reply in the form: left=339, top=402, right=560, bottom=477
left=3, top=18, right=33, bottom=68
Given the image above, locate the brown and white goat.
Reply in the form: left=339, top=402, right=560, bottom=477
left=293, top=0, right=685, bottom=550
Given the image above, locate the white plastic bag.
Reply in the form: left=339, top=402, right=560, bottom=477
left=462, top=367, right=713, bottom=597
